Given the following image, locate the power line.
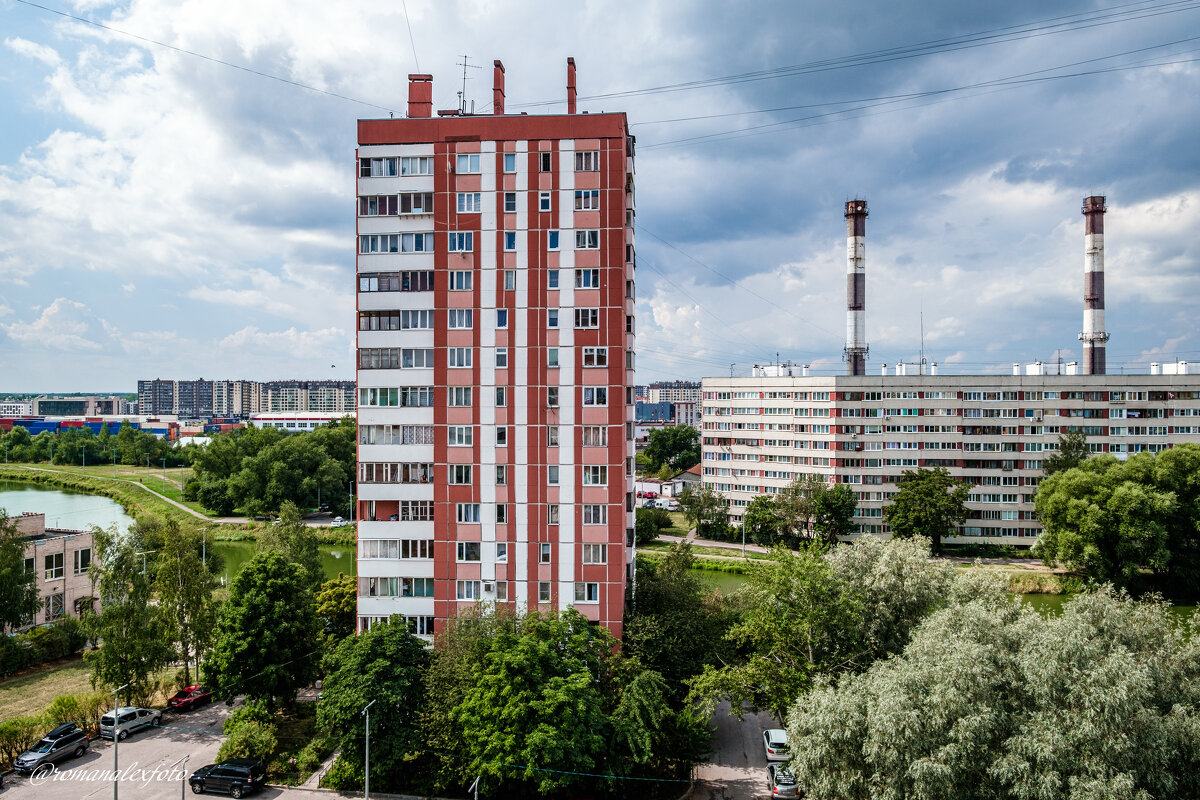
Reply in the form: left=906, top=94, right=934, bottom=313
left=401, top=0, right=421, bottom=74
left=11, top=0, right=397, bottom=115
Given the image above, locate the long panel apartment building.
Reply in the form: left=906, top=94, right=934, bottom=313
left=702, top=369, right=1200, bottom=546
left=354, top=61, right=636, bottom=637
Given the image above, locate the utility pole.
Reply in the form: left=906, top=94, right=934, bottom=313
left=112, top=682, right=130, bottom=800
left=362, top=699, right=376, bottom=799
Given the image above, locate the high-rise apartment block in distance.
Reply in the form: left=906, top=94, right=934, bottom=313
left=354, top=60, right=636, bottom=637
left=137, top=379, right=354, bottom=417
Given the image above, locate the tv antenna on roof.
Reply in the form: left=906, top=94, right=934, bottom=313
left=457, top=55, right=482, bottom=113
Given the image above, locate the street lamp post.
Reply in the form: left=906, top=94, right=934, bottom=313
left=178, top=755, right=190, bottom=800
left=362, top=699, right=376, bottom=799
left=349, top=483, right=355, bottom=525
left=112, top=682, right=130, bottom=800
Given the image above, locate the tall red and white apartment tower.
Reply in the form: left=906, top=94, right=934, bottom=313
left=355, top=60, right=636, bottom=638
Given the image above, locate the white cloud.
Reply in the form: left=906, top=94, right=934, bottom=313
left=1, top=297, right=105, bottom=351
left=4, top=37, right=60, bottom=67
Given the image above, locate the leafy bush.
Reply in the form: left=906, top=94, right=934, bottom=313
left=635, top=507, right=673, bottom=546
left=0, top=716, right=45, bottom=768
left=320, top=755, right=362, bottom=791
left=218, top=700, right=278, bottom=763
left=0, top=618, right=89, bottom=678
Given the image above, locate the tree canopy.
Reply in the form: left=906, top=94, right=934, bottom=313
left=1043, top=428, right=1091, bottom=476
left=641, top=425, right=700, bottom=475
left=677, top=484, right=729, bottom=541
left=255, top=501, right=324, bottom=592
left=787, top=588, right=1200, bottom=800
left=885, top=467, right=971, bottom=554
left=0, top=511, right=40, bottom=633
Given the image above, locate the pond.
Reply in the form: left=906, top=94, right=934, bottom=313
left=0, top=480, right=135, bottom=532
left=208, top=539, right=356, bottom=585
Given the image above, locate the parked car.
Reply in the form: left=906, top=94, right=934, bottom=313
left=763, top=728, right=790, bottom=762
left=99, top=707, right=162, bottom=741
left=168, top=685, right=214, bottom=712
left=12, top=722, right=89, bottom=775
left=654, top=497, right=680, bottom=511
left=188, top=759, right=266, bottom=798
left=768, top=763, right=801, bottom=797
left=329, top=516, right=345, bottom=527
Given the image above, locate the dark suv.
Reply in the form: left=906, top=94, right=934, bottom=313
left=13, top=722, right=89, bottom=775
left=188, top=759, right=266, bottom=797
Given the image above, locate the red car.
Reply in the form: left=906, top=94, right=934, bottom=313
left=168, top=685, right=214, bottom=711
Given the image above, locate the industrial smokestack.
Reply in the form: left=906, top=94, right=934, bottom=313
left=844, top=200, right=868, bottom=375
left=1079, top=196, right=1108, bottom=375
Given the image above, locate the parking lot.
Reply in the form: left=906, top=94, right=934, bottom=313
left=2, top=701, right=235, bottom=800
left=693, top=702, right=780, bottom=800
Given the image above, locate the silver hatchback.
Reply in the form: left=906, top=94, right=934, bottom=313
left=100, top=706, right=162, bottom=740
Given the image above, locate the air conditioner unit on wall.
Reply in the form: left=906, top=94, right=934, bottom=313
left=483, top=581, right=495, bottom=593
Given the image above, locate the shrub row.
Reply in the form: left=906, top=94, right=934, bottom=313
left=0, top=618, right=88, bottom=679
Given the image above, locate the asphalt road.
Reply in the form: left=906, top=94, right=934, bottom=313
left=693, top=702, right=780, bottom=800
left=2, top=701, right=235, bottom=800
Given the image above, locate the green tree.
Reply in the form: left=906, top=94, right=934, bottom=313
left=812, top=483, right=858, bottom=544
left=884, top=467, right=971, bottom=554
left=1043, top=428, right=1090, bottom=476
left=787, top=588, right=1200, bottom=800
left=82, top=525, right=172, bottom=698
left=204, top=552, right=320, bottom=708
left=634, top=506, right=672, bottom=546
left=154, top=519, right=218, bottom=685
left=1034, top=455, right=1174, bottom=587
left=775, top=474, right=828, bottom=545
left=743, top=494, right=785, bottom=547
left=642, top=425, right=700, bottom=474
left=0, top=511, right=40, bottom=632
left=318, top=618, right=429, bottom=789
left=677, top=484, right=730, bottom=541
left=255, top=501, right=323, bottom=592
left=315, top=573, right=357, bottom=644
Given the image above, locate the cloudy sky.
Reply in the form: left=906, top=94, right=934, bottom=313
left=1, top=0, right=1198, bottom=392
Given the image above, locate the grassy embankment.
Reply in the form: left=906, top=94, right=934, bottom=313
left=0, top=656, right=180, bottom=722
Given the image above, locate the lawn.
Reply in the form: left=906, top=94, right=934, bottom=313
left=0, top=656, right=93, bottom=721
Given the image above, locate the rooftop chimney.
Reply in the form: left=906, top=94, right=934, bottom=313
left=1079, top=195, right=1109, bottom=375
left=844, top=200, right=869, bottom=376
left=407, top=74, right=433, bottom=119
left=567, top=57, right=577, bottom=114
left=492, top=60, right=505, bottom=115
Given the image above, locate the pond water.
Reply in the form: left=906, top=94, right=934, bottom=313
left=208, top=539, right=356, bottom=585
left=0, top=480, right=135, bottom=532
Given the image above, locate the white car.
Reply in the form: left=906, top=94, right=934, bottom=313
left=763, top=728, right=790, bottom=762
left=329, top=516, right=345, bottom=527
left=100, top=707, right=162, bottom=741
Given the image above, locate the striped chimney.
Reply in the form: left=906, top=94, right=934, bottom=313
left=1079, top=196, right=1108, bottom=375
left=844, top=200, right=869, bottom=375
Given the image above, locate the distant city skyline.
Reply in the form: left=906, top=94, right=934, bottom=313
left=2, top=1, right=1199, bottom=390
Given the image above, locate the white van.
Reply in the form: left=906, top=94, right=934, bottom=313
left=654, top=497, right=679, bottom=511
left=100, top=707, right=162, bottom=741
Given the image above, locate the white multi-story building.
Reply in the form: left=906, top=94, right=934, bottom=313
left=701, top=369, right=1200, bottom=547
left=648, top=380, right=701, bottom=405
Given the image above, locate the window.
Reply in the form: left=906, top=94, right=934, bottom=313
left=504, top=192, right=517, bottom=213
left=547, top=269, right=560, bottom=288
left=503, top=153, right=517, bottom=172
left=540, top=152, right=552, bottom=172
left=496, top=387, right=507, bottom=406
left=400, top=156, right=433, bottom=175
left=24, top=557, right=34, bottom=575
left=582, top=504, right=607, bottom=524
left=548, top=465, right=560, bottom=485
left=448, top=309, right=473, bottom=329
left=358, top=271, right=434, bottom=293
left=496, top=309, right=508, bottom=328
left=575, top=269, right=600, bottom=288
left=457, top=192, right=482, bottom=213
left=582, top=426, right=607, bottom=446
left=497, top=427, right=508, bottom=446
left=575, top=150, right=599, bottom=171
left=448, top=387, right=473, bottom=406
left=574, top=190, right=600, bottom=210
left=359, top=195, right=398, bottom=216
left=496, top=582, right=508, bottom=601
left=548, top=348, right=559, bottom=367
left=504, top=270, right=516, bottom=290
left=583, top=387, right=608, bottom=406
left=582, top=347, right=607, bottom=367
left=448, top=347, right=473, bottom=368
left=400, top=309, right=434, bottom=329
left=583, top=466, right=608, bottom=485
left=358, top=348, right=434, bottom=369
left=450, top=270, right=473, bottom=290
left=496, top=543, right=508, bottom=562
left=501, top=231, right=517, bottom=251
left=449, top=465, right=472, bottom=484
left=575, top=308, right=599, bottom=328
left=496, top=465, right=508, bottom=485
left=583, top=544, right=607, bottom=564
left=539, top=543, right=552, bottom=563
left=456, top=153, right=481, bottom=173
left=547, top=426, right=560, bottom=446
left=47, top=593, right=65, bottom=619
left=456, top=504, right=481, bottom=524
left=548, top=231, right=560, bottom=251
left=399, top=192, right=434, bottom=214
left=573, top=582, right=600, bottom=603
left=403, top=578, right=435, bottom=598
left=575, top=229, right=600, bottom=249
left=360, top=157, right=397, bottom=177
left=44, top=552, right=64, bottom=580
left=358, top=233, right=433, bottom=253
left=547, top=387, right=559, bottom=407
left=456, top=580, right=482, bottom=600
left=496, top=504, right=507, bottom=523
left=448, top=232, right=474, bottom=252
left=496, top=348, right=508, bottom=368
left=448, top=426, right=473, bottom=446
left=548, top=309, right=559, bottom=328
left=539, top=192, right=552, bottom=211
left=457, top=541, right=481, bottom=562
left=73, top=548, right=91, bottom=576
left=548, top=505, right=560, bottom=524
